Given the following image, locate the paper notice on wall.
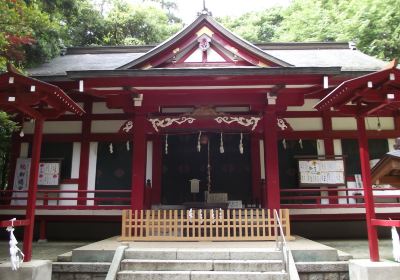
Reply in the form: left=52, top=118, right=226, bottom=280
left=38, top=162, right=60, bottom=186
left=11, top=158, right=31, bottom=205
left=299, top=159, right=345, bottom=185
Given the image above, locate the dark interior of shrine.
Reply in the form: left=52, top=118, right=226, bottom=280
left=161, top=133, right=252, bottom=205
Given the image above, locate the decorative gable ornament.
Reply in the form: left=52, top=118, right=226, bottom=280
left=198, top=35, right=211, bottom=52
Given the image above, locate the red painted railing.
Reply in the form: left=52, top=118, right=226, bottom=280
left=0, top=189, right=131, bottom=210
left=280, top=187, right=400, bottom=208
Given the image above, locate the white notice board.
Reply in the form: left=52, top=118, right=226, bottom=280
left=38, top=161, right=61, bottom=186
left=298, top=159, right=345, bottom=186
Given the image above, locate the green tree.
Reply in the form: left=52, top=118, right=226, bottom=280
left=104, top=1, right=182, bottom=46
left=275, top=0, right=400, bottom=60
left=0, top=112, right=18, bottom=189
left=218, top=7, right=284, bottom=43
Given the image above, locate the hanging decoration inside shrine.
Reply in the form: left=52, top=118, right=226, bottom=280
left=126, top=141, right=130, bottom=151
left=219, top=133, right=224, bottom=153
left=239, top=133, right=244, bottom=154
left=282, top=139, right=287, bottom=150
left=109, top=143, right=114, bottom=154
left=165, top=134, right=168, bottom=155
left=299, top=139, right=303, bottom=149
left=197, top=132, right=202, bottom=152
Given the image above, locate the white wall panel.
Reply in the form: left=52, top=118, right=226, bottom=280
left=58, top=184, right=78, bottom=206
left=388, top=139, right=396, bottom=152
left=285, top=118, right=323, bottom=131
left=87, top=142, right=98, bottom=206
left=20, top=143, right=29, bottom=158
left=259, top=140, right=265, bottom=180
left=92, top=102, right=123, bottom=114
left=332, top=117, right=357, bottom=130
left=333, top=139, right=342, bottom=155
left=71, top=142, right=81, bottom=178
left=32, top=121, right=83, bottom=134
left=91, top=120, right=125, bottom=133
left=287, top=99, right=319, bottom=111
left=146, top=141, right=153, bottom=183
left=365, top=117, right=394, bottom=130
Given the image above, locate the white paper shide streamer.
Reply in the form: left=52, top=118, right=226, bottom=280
left=392, top=225, right=400, bottom=262
left=6, top=218, right=24, bottom=270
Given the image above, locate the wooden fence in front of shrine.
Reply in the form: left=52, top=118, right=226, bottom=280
left=120, top=208, right=291, bottom=241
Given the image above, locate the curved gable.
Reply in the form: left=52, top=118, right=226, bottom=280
left=118, top=14, right=292, bottom=70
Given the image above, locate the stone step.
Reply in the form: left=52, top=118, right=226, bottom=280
left=124, top=248, right=282, bottom=260
left=117, top=270, right=288, bottom=280
left=120, top=259, right=283, bottom=272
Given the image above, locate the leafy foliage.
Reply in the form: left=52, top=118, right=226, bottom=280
left=218, top=7, right=284, bottom=43
left=0, top=112, right=18, bottom=188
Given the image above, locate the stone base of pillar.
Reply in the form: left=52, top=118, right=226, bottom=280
left=349, top=259, right=400, bottom=280
left=0, top=260, right=52, bottom=280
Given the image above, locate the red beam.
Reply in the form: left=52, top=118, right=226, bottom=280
left=371, top=219, right=400, bottom=227
left=0, top=219, right=30, bottom=228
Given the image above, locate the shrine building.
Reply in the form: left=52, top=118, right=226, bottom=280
left=1, top=12, right=400, bottom=261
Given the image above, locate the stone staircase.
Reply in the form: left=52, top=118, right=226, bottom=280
left=116, top=247, right=289, bottom=280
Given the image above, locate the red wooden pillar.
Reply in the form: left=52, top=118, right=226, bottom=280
left=23, top=118, right=44, bottom=262
left=263, top=107, right=280, bottom=209
left=356, top=116, right=379, bottom=261
left=251, top=134, right=261, bottom=205
left=78, top=101, right=92, bottom=205
left=322, top=112, right=334, bottom=155
left=151, top=135, right=162, bottom=205
left=131, top=115, right=147, bottom=210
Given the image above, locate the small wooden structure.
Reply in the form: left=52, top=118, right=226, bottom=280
left=315, top=62, right=400, bottom=261
left=120, top=208, right=291, bottom=241
left=0, top=64, right=84, bottom=261
left=371, top=147, right=400, bottom=187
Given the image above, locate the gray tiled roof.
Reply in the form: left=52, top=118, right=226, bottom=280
left=28, top=52, right=144, bottom=76
left=27, top=45, right=387, bottom=77
left=265, top=49, right=387, bottom=71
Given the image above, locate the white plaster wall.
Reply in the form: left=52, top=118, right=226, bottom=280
left=285, top=118, right=323, bottom=131
left=92, top=102, right=123, bottom=114
left=87, top=142, right=98, bottom=206
left=317, top=139, right=325, bottom=156
left=332, top=117, right=357, bottom=130
left=20, top=143, right=29, bottom=158
left=365, top=117, right=394, bottom=130
left=91, top=120, right=125, bottom=133
left=333, top=139, right=343, bottom=155
left=146, top=141, right=153, bottom=183
left=58, top=184, right=78, bottom=206
left=286, top=99, right=319, bottom=111
left=259, top=140, right=265, bottom=180
left=388, top=139, right=396, bottom=152
left=71, top=142, right=81, bottom=179
left=332, top=117, right=394, bottom=131
left=23, top=121, right=82, bottom=134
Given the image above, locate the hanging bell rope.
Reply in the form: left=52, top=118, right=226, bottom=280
left=219, top=132, right=224, bottom=153
left=197, top=131, right=202, bottom=152
left=239, top=133, right=244, bottom=154
left=165, top=134, right=168, bottom=155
